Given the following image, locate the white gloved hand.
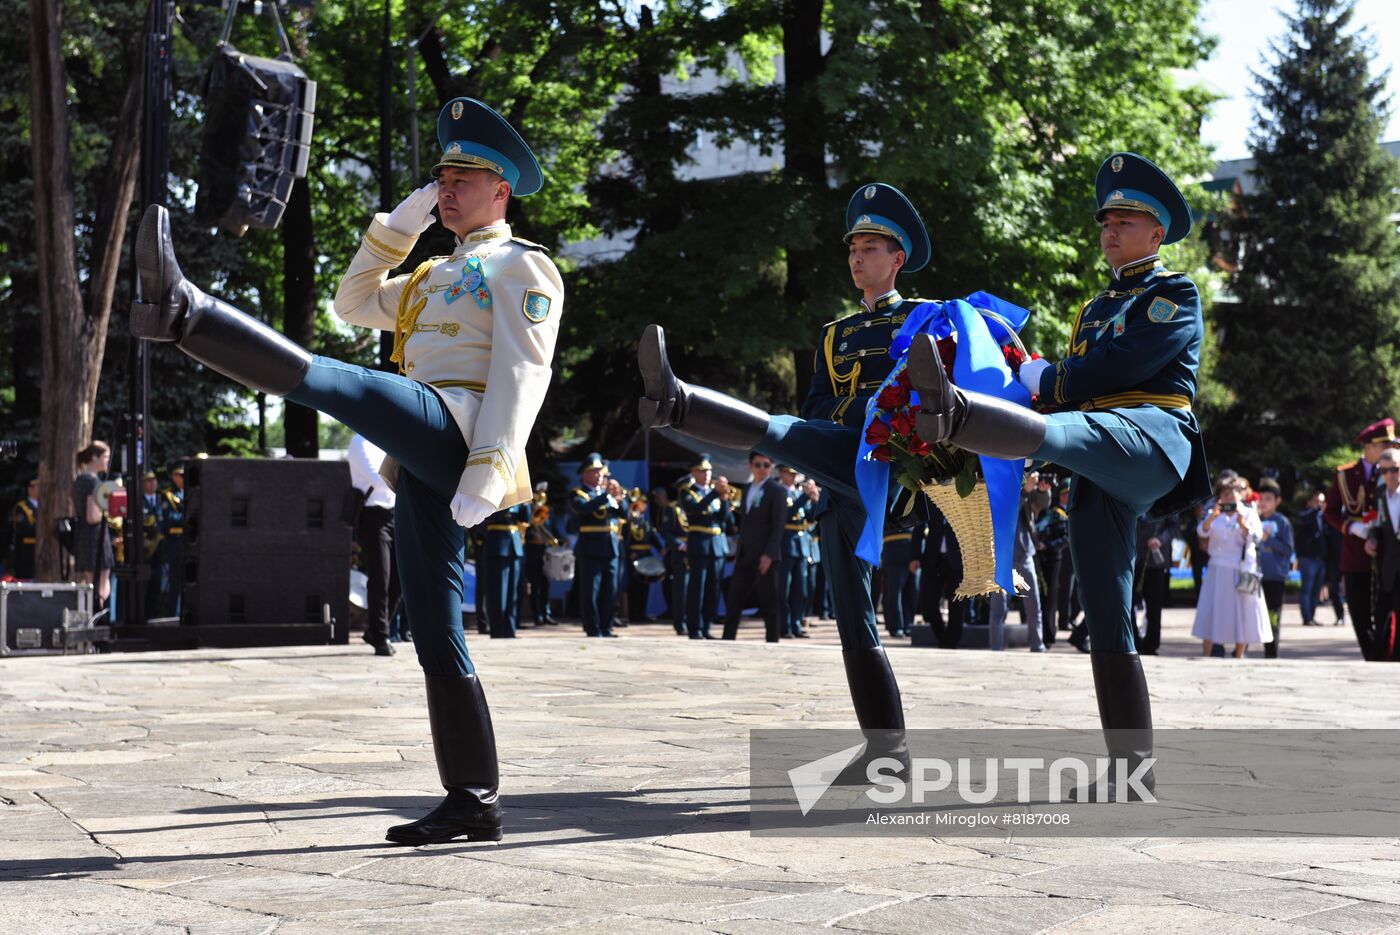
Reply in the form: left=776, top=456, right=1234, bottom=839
left=1018, top=356, right=1052, bottom=394
left=385, top=182, right=439, bottom=236
left=1348, top=520, right=1370, bottom=539
left=450, top=492, right=496, bottom=529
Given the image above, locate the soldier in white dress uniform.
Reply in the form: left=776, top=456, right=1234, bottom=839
left=129, top=98, right=563, bottom=846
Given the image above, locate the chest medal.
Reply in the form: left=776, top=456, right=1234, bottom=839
left=444, top=255, right=492, bottom=308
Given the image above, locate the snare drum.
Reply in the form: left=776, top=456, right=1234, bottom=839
left=543, top=545, right=575, bottom=582
left=632, top=555, right=666, bottom=582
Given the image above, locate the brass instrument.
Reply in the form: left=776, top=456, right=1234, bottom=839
left=530, top=489, right=560, bottom=546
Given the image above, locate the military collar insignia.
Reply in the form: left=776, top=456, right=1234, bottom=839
left=861, top=289, right=903, bottom=313
left=1113, top=255, right=1162, bottom=282
left=452, top=223, right=512, bottom=255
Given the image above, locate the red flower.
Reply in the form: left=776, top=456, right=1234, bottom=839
left=877, top=382, right=910, bottom=410
left=1003, top=345, right=1027, bottom=370
left=895, top=368, right=912, bottom=390
left=890, top=410, right=916, bottom=436
left=871, top=444, right=893, bottom=462
left=865, top=419, right=892, bottom=446
left=936, top=337, right=957, bottom=369
left=908, top=437, right=933, bottom=457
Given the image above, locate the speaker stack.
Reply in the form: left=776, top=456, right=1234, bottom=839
left=195, top=47, right=316, bottom=235
left=179, top=458, right=351, bottom=646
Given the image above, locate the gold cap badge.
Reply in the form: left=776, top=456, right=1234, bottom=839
left=451, top=101, right=464, bottom=120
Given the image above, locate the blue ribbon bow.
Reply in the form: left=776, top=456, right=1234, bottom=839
left=854, top=292, right=1033, bottom=594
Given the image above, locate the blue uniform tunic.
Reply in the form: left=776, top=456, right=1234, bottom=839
left=681, top=483, right=731, bottom=638
left=479, top=504, right=528, bottom=638
left=1031, top=255, right=1211, bottom=653
left=775, top=489, right=815, bottom=636
left=655, top=500, right=689, bottom=630
left=569, top=486, right=624, bottom=636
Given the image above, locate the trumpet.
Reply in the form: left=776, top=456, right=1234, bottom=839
left=529, top=495, right=560, bottom=547
left=627, top=486, right=646, bottom=503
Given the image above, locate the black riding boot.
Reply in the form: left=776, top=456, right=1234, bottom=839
left=906, top=333, right=1046, bottom=459
left=131, top=204, right=311, bottom=396
left=1070, top=652, right=1156, bottom=803
left=638, top=324, right=768, bottom=449
left=387, top=674, right=504, bottom=844
left=833, top=648, right=911, bottom=785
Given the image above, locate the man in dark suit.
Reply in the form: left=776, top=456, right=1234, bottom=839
left=1365, top=448, right=1400, bottom=662
left=721, top=452, right=788, bottom=642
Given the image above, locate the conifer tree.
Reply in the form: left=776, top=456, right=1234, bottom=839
left=1221, top=0, right=1400, bottom=478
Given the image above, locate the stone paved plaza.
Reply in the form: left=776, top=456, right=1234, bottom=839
left=3, top=608, right=1399, bottom=934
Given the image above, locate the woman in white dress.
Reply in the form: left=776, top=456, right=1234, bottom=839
left=1192, top=476, right=1271, bottom=657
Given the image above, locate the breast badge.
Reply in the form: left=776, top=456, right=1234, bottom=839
left=445, top=256, right=492, bottom=308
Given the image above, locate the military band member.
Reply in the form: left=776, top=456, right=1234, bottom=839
left=653, top=485, right=689, bottom=634
left=1326, top=418, right=1397, bottom=660
left=639, top=183, right=929, bottom=758
left=624, top=490, right=664, bottom=622
left=480, top=503, right=529, bottom=638
left=156, top=466, right=187, bottom=619
left=680, top=455, right=730, bottom=640
left=907, top=152, right=1210, bottom=799
left=570, top=454, right=624, bottom=638
left=8, top=478, right=38, bottom=579
left=139, top=471, right=163, bottom=610
left=130, top=97, right=563, bottom=844
left=880, top=512, right=923, bottom=639
left=523, top=483, right=558, bottom=626
left=775, top=467, right=814, bottom=638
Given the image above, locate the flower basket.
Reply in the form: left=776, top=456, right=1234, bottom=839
left=918, top=479, right=1028, bottom=599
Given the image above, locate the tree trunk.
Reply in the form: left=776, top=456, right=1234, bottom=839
left=28, top=0, right=143, bottom=581
left=281, top=176, right=319, bottom=457
left=780, top=0, right=828, bottom=410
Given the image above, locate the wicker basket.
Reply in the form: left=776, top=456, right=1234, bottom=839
left=919, top=479, right=1025, bottom=598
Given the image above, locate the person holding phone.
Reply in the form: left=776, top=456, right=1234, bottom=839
left=1191, top=476, right=1270, bottom=657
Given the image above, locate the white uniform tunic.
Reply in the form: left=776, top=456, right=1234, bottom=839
left=334, top=214, right=564, bottom=510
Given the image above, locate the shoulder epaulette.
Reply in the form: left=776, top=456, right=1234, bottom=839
left=509, top=236, right=550, bottom=253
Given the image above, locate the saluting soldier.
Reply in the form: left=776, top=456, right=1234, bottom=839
left=569, top=453, right=624, bottom=638
left=652, top=485, right=688, bottom=634
left=1326, top=418, right=1397, bottom=660
left=908, top=153, right=1210, bottom=799
left=680, top=454, right=730, bottom=640
left=639, top=184, right=931, bottom=759
left=130, top=97, right=563, bottom=845
left=8, top=478, right=39, bottom=579
left=479, top=502, right=529, bottom=638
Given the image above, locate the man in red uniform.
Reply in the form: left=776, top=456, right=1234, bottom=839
left=1326, top=418, right=1398, bottom=660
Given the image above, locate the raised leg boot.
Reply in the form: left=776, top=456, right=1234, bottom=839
left=1069, top=652, right=1156, bottom=803
left=906, top=332, right=1046, bottom=460
left=638, top=324, right=768, bottom=449
left=833, top=647, right=911, bottom=786
left=132, top=204, right=311, bottom=396
left=386, top=674, right=504, bottom=844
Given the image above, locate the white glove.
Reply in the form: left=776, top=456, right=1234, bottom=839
left=385, top=182, right=439, bottom=236
left=1018, top=357, right=1051, bottom=394
left=450, top=492, right=495, bottom=529
left=1348, top=520, right=1370, bottom=539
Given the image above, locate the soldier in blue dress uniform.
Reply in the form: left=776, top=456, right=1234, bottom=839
left=479, top=503, right=529, bottom=638
left=880, top=514, right=924, bottom=639
left=680, top=455, right=731, bottom=639
left=907, top=152, right=1210, bottom=799
left=130, top=98, right=564, bottom=844
left=623, top=489, right=664, bottom=622
left=8, top=478, right=39, bottom=580
left=653, top=485, right=689, bottom=634
left=638, top=183, right=932, bottom=760
left=774, top=466, right=814, bottom=638
left=569, top=453, right=624, bottom=637
left=156, top=467, right=186, bottom=618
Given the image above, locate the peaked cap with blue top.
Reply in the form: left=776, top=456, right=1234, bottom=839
left=433, top=97, right=543, bottom=197
left=843, top=182, right=931, bottom=272
left=1094, top=152, right=1191, bottom=245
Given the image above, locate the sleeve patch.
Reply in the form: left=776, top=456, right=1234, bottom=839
left=1147, top=297, right=1178, bottom=323
left=523, top=289, right=553, bottom=323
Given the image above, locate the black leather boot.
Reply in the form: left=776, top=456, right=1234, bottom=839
left=906, top=333, right=1046, bottom=459
left=386, top=674, right=504, bottom=845
left=1069, top=652, right=1156, bottom=803
left=638, top=324, right=769, bottom=449
left=833, top=647, right=911, bottom=785
left=132, top=204, right=311, bottom=396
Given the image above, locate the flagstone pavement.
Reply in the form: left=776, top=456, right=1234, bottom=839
left=2, top=608, right=1398, bottom=934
